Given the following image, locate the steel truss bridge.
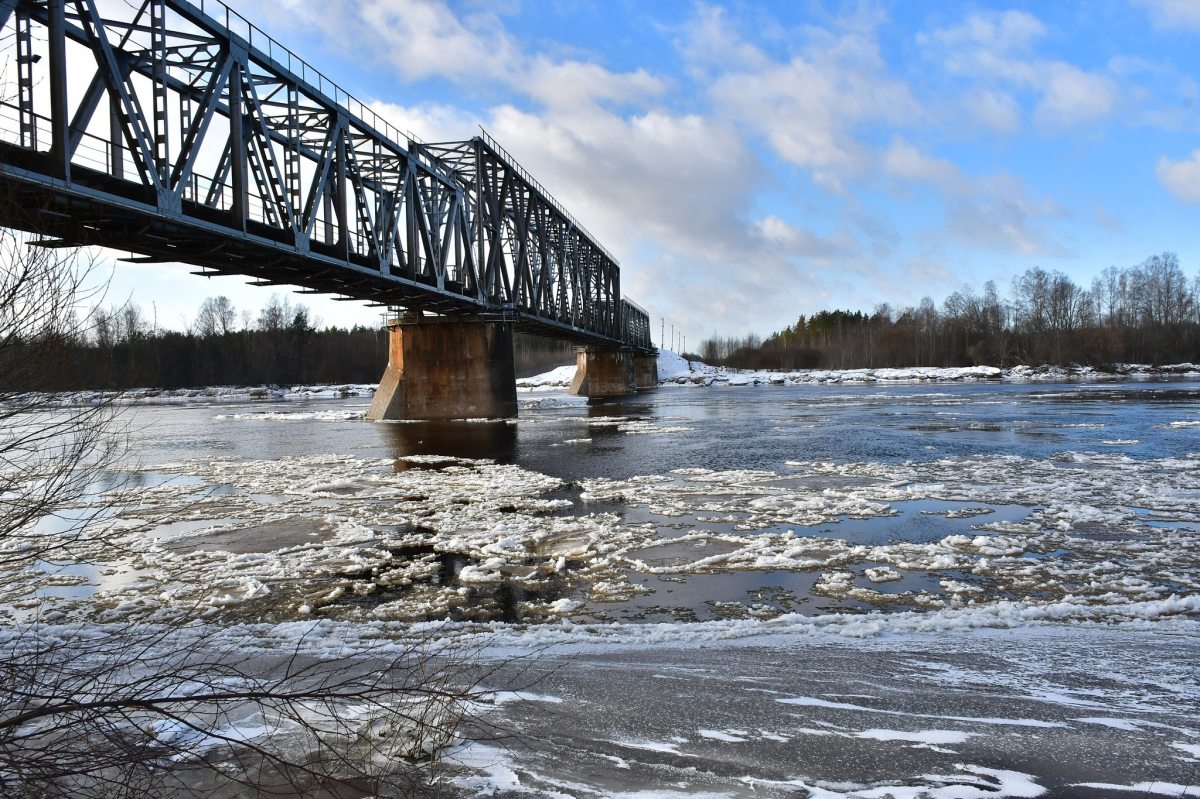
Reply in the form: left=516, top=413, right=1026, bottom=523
left=0, top=0, right=653, bottom=350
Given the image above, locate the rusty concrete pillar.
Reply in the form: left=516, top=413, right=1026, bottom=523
left=633, top=351, right=659, bottom=389
left=367, top=314, right=516, bottom=421
left=569, top=347, right=635, bottom=398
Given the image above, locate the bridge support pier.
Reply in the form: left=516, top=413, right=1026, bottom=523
left=569, top=347, right=636, bottom=398
left=367, top=314, right=517, bottom=421
left=633, top=352, right=659, bottom=389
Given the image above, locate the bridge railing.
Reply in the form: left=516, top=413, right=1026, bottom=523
left=478, top=130, right=620, bottom=269
left=0, top=100, right=265, bottom=227
left=0, top=97, right=385, bottom=264
left=621, top=298, right=653, bottom=350
left=180, top=0, right=423, bottom=151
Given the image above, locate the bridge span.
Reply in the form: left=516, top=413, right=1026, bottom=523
left=0, top=0, right=656, bottom=417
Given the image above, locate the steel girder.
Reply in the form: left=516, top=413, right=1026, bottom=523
left=0, top=0, right=653, bottom=350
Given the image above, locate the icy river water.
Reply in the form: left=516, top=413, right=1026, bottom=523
left=16, top=378, right=1200, bottom=797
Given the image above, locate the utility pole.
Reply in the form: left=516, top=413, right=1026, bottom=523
left=670, top=324, right=674, bottom=352
left=660, top=318, right=664, bottom=350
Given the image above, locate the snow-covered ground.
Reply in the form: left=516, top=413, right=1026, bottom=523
left=24, top=354, right=1200, bottom=406
left=516, top=364, right=577, bottom=389
left=516, top=350, right=1200, bottom=390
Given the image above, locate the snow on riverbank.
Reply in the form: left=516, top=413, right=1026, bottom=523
left=26, top=356, right=1200, bottom=405
left=516, top=364, right=576, bottom=389
left=43, top=384, right=379, bottom=405
left=517, top=350, right=1200, bottom=390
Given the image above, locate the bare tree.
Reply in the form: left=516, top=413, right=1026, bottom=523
left=257, top=294, right=293, bottom=333
left=196, top=296, right=238, bottom=338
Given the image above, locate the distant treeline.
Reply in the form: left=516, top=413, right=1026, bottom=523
left=47, top=294, right=575, bottom=390
left=697, top=253, right=1200, bottom=370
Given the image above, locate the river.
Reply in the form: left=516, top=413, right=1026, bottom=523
left=15, top=377, right=1200, bottom=796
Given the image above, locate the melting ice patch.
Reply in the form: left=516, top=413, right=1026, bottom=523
left=451, top=740, right=1051, bottom=799
left=1074, top=783, right=1200, bottom=796
left=855, top=728, right=973, bottom=745
left=587, top=417, right=694, bottom=435
left=584, top=453, right=1200, bottom=614
left=788, top=765, right=1047, bottom=799
left=214, top=410, right=365, bottom=422
left=519, top=395, right=587, bottom=409
left=48, top=384, right=377, bottom=405
left=1175, top=742, right=1200, bottom=758
left=1073, top=717, right=1143, bottom=731
left=775, top=695, right=1066, bottom=728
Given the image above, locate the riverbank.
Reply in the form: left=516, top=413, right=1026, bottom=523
left=516, top=350, right=1200, bottom=390
left=23, top=354, right=1200, bottom=404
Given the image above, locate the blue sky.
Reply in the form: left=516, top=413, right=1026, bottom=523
left=107, top=0, right=1200, bottom=343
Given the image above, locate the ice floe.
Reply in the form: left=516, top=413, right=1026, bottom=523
left=213, top=410, right=366, bottom=422
left=9, top=440, right=1198, bottom=638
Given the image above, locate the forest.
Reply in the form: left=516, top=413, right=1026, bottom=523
left=48, top=293, right=574, bottom=390
left=696, top=253, right=1200, bottom=370
left=37, top=252, right=1200, bottom=390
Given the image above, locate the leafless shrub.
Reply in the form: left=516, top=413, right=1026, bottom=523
left=0, top=620, right=497, bottom=797
left=0, top=219, right=120, bottom=570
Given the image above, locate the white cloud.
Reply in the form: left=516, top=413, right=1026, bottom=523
left=943, top=173, right=1070, bottom=256
left=1136, top=0, right=1200, bottom=31
left=475, top=103, right=861, bottom=334
left=1033, top=63, right=1117, bottom=128
left=961, top=89, right=1022, bottom=133
left=1091, top=205, right=1125, bottom=234
left=881, top=139, right=968, bottom=191
left=704, top=27, right=919, bottom=190
left=372, top=101, right=477, bottom=143
left=920, top=10, right=1117, bottom=130
left=678, top=4, right=767, bottom=71
left=523, top=60, right=665, bottom=110
left=314, top=1, right=866, bottom=334
left=882, top=139, right=1068, bottom=256
left=688, top=15, right=1074, bottom=262
left=345, top=0, right=518, bottom=83
left=923, top=9, right=1046, bottom=81
left=1156, top=150, right=1200, bottom=203
left=755, top=216, right=849, bottom=259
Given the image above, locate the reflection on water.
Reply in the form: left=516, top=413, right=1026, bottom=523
left=383, top=419, right=519, bottom=464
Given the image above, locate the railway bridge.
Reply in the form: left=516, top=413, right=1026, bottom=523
left=0, top=0, right=656, bottom=418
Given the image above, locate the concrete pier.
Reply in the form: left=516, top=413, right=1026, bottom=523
left=367, top=315, right=517, bottom=421
left=569, top=347, right=636, bottom=398
left=633, top=352, right=659, bottom=389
